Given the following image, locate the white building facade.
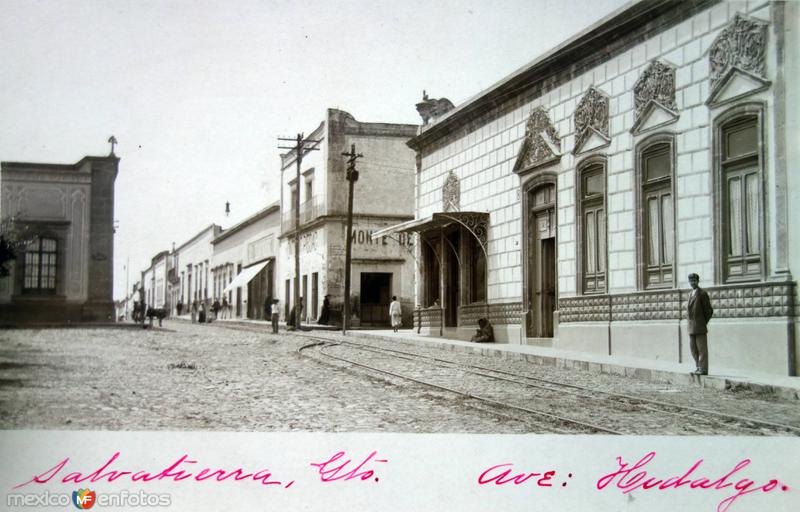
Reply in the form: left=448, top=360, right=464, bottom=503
left=278, top=109, right=418, bottom=326
left=395, top=0, right=798, bottom=376
left=173, top=224, right=221, bottom=314
left=211, top=203, right=280, bottom=320
left=141, top=250, right=169, bottom=311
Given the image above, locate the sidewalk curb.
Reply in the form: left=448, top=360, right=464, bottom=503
left=347, top=331, right=800, bottom=401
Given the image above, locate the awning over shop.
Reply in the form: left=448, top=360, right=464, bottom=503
left=223, top=260, right=270, bottom=293
left=371, top=211, right=489, bottom=253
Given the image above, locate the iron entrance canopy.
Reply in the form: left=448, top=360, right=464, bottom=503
left=371, top=211, right=489, bottom=255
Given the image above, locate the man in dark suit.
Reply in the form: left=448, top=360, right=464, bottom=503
left=687, top=273, right=713, bottom=375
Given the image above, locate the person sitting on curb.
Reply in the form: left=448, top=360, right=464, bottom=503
left=471, top=318, right=494, bottom=343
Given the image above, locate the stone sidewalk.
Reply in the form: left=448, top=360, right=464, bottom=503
left=197, top=317, right=799, bottom=400
left=348, top=329, right=800, bottom=400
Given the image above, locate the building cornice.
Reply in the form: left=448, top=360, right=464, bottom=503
left=175, top=224, right=223, bottom=252
left=278, top=213, right=415, bottom=240
left=407, top=0, right=719, bottom=152
left=1, top=155, right=118, bottom=170
left=211, top=202, right=280, bottom=245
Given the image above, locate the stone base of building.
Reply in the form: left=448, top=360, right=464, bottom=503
left=557, top=322, right=610, bottom=354
left=494, top=325, right=524, bottom=344
left=81, top=301, right=115, bottom=322
left=683, top=318, right=794, bottom=376
left=0, top=300, right=83, bottom=325
left=795, top=319, right=800, bottom=375
left=557, top=318, right=797, bottom=376
left=0, top=299, right=115, bottom=325
left=415, top=324, right=523, bottom=344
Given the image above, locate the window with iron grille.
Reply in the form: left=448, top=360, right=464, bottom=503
left=23, top=237, right=57, bottom=293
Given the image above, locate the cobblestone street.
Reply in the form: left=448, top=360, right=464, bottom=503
left=1, top=321, right=798, bottom=434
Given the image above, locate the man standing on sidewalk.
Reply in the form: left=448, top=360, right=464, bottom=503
left=389, top=296, right=402, bottom=333
left=270, top=298, right=280, bottom=334
left=687, top=273, right=713, bottom=375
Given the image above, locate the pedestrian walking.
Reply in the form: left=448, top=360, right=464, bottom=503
left=389, top=296, right=402, bottom=332
left=318, top=295, right=331, bottom=325
left=176, top=299, right=184, bottom=316
left=687, top=273, right=714, bottom=375
left=191, top=300, right=198, bottom=324
left=270, top=299, right=280, bottom=333
left=222, top=296, right=229, bottom=319
left=212, top=298, right=221, bottom=320
left=198, top=302, right=206, bottom=324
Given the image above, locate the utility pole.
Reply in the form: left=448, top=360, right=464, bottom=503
left=125, top=255, right=130, bottom=321
left=278, top=133, right=320, bottom=330
left=342, top=143, right=363, bottom=335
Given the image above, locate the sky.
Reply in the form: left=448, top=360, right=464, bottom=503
left=0, top=0, right=631, bottom=300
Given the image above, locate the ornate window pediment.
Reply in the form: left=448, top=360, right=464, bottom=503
left=573, top=87, right=610, bottom=155
left=706, top=14, right=770, bottom=107
left=513, top=106, right=561, bottom=174
left=442, top=171, right=460, bottom=212
left=631, top=61, right=679, bottom=135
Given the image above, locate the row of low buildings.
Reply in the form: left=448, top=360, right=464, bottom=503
left=4, top=0, right=799, bottom=378
left=130, top=109, right=418, bottom=328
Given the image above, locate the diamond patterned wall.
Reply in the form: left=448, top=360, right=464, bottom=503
left=560, top=282, right=795, bottom=322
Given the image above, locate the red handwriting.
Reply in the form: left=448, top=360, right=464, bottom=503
left=597, top=451, right=789, bottom=512
left=309, top=451, right=387, bottom=483
left=477, top=464, right=557, bottom=487
left=14, top=452, right=294, bottom=489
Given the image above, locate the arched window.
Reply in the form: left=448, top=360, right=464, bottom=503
left=719, top=114, right=762, bottom=282
left=637, top=137, right=675, bottom=289
left=578, top=161, right=606, bottom=294
left=23, top=236, right=57, bottom=293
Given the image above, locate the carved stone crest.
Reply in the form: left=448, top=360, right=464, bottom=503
left=513, top=106, right=561, bottom=174
left=442, top=171, right=460, bottom=212
left=573, top=88, right=610, bottom=153
left=709, top=14, right=767, bottom=89
left=633, top=61, right=677, bottom=120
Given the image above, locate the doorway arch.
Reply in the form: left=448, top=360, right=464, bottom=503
left=522, top=173, right=558, bottom=338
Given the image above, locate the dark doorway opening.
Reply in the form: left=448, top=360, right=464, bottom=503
left=540, top=238, right=556, bottom=337
left=444, top=229, right=460, bottom=327
left=236, top=263, right=242, bottom=317
left=527, top=183, right=557, bottom=338
left=360, top=272, right=392, bottom=326
left=311, top=272, right=319, bottom=320
left=247, top=263, right=273, bottom=320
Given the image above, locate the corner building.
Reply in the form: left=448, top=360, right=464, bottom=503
left=392, top=1, right=799, bottom=376
left=278, top=109, right=417, bottom=326
left=0, top=154, right=118, bottom=323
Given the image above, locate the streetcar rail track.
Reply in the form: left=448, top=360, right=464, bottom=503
left=300, top=340, right=623, bottom=435
left=214, top=323, right=799, bottom=435
left=327, top=339, right=800, bottom=436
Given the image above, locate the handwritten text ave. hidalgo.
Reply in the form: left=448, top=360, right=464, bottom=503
left=478, top=451, right=789, bottom=512
left=596, top=451, right=788, bottom=512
